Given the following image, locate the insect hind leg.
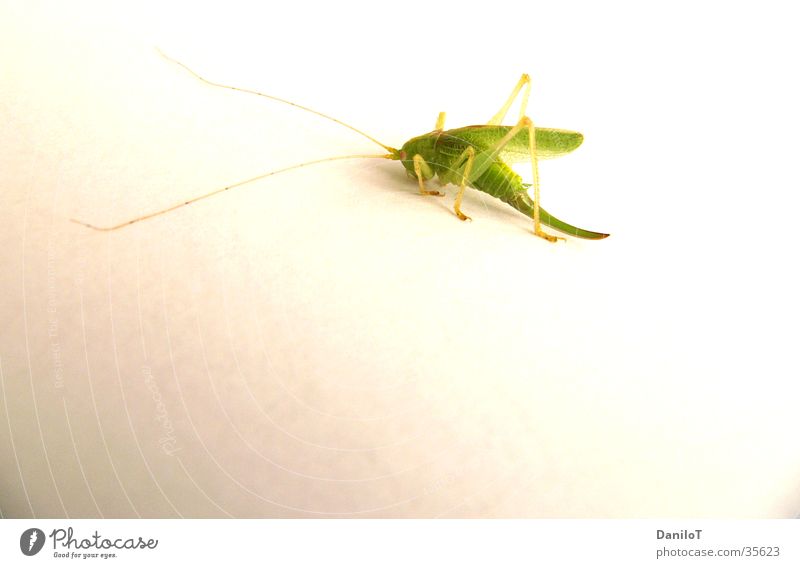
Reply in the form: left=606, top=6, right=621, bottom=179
left=520, top=115, right=562, bottom=242
left=488, top=74, right=531, bottom=125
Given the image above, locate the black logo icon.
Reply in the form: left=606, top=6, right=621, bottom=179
left=20, top=528, right=46, bottom=556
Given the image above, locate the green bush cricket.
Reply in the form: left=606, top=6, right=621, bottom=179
left=72, top=53, right=608, bottom=241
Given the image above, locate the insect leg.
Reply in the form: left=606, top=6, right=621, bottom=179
left=521, top=116, right=562, bottom=242
left=488, top=74, right=531, bottom=125
left=453, top=147, right=476, bottom=221
left=435, top=111, right=446, bottom=130
left=413, top=154, right=443, bottom=196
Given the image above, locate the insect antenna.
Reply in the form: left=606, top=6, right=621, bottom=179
left=70, top=153, right=392, bottom=231
left=157, top=49, right=398, bottom=154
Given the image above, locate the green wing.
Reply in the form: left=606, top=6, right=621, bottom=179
left=439, top=125, right=584, bottom=163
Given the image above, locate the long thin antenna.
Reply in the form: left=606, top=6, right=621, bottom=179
left=70, top=153, right=391, bottom=231
left=157, top=49, right=397, bottom=154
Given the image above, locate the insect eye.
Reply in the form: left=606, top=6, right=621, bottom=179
left=399, top=151, right=407, bottom=160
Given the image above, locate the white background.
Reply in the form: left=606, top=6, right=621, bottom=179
left=1, top=0, right=799, bottom=518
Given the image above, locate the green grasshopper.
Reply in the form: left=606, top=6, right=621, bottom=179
left=72, top=53, right=608, bottom=241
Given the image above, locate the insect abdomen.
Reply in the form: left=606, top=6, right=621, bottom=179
left=471, top=161, right=527, bottom=205
left=470, top=162, right=608, bottom=239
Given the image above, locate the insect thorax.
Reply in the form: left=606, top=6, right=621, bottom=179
left=398, top=132, right=441, bottom=179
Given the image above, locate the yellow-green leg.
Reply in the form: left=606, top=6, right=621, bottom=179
left=452, top=146, right=476, bottom=221
left=521, top=116, right=561, bottom=242
left=413, top=154, right=442, bottom=196
left=488, top=74, right=531, bottom=125
left=485, top=75, right=561, bottom=242
left=435, top=111, right=446, bottom=130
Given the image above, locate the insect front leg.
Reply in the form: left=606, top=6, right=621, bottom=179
left=413, top=154, right=443, bottom=196
left=488, top=74, right=531, bottom=125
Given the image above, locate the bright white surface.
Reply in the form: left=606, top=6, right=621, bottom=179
left=1, top=1, right=798, bottom=518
